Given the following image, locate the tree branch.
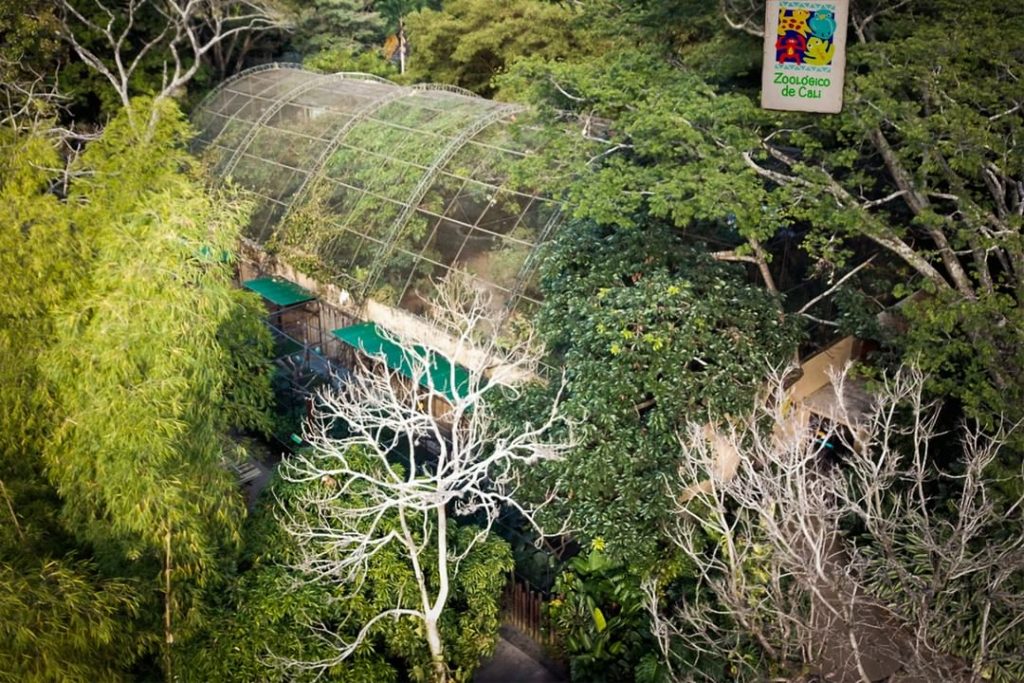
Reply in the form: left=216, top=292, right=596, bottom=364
left=797, top=256, right=876, bottom=314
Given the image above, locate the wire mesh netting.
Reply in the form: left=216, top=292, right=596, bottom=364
left=192, top=64, right=571, bottom=329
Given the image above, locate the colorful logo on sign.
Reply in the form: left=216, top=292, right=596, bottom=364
left=775, top=6, right=837, bottom=66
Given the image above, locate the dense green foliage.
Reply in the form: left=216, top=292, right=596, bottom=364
left=41, top=100, right=274, bottom=648
left=481, top=1, right=1023, bottom=679
left=0, top=555, right=141, bottom=683
left=404, top=0, right=596, bottom=96
left=548, top=547, right=664, bottom=683
left=500, top=1, right=1024, bottom=432
left=291, top=0, right=592, bottom=88
left=292, top=0, right=386, bottom=54
left=3, top=0, right=1022, bottom=680
left=182, top=471, right=513, bottom=683
left=0, top=101, right=274, bottom=676
left=303, top=44, right=401, bottom=80
left=516, top=219, right=795, bottom=569
left=0, top=1, right=63, bottom=99
left=493, top=218, right=793, bottom=681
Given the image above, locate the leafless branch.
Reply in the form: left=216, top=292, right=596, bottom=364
left=57, top=0, right=290, bottom=122
left=710, top=249, right=758, bottom=264
left=587, top=142, right=631, bottom=166
left=797, top=256, right=876, bottom=314
left=720, top=0, right=764, bottom=38
left=851, top=0, right=911, bottom=44
left=989, top=103, right=1021, bottom=122
left=656, top=365, right=1024, bottom=682
left=548, top=76, right=586, bottom=103
left=861, top=189, right=907, bottom=209
left=0, top=59, right=66, bottom=133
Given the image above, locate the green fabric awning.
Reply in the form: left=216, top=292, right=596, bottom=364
left=243, top=276, right=316, bottom=307
left=331, top=323, right=472, bottom=402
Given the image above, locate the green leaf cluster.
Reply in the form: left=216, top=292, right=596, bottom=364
left=511, top=219, right=796, bottom=569
left=404, top=0, right=604, bottom=97
left=304, top=44, right=401, bottom=80
left=292, top=0, right=387, bottom=55
left=548, top=548, right=665, bottom=683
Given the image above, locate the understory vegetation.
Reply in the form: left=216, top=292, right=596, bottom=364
left=1, top=1, right=1022, bottom=682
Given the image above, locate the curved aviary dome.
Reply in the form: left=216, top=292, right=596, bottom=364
left=191, top=63, right=567, bottom=325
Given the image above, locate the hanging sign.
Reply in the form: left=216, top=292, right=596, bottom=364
left=761, top=0, right=849, bottom=113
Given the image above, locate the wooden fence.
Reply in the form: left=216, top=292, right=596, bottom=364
left=501, top=576, right=558, bottom=647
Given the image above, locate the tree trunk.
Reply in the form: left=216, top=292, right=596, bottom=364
left=0, top=479, right=23, bottom=541
left=232, top=34, right=255, bottom=77
left=425, top=503, right=451, bottom=682
left=424, top=614, right=447, bottom=682
left=398, top=20, right=408, bottom=75
left=868, top=127, right=976, bottom=300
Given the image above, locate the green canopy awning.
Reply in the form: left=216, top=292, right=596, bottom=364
left=243, top=276, right=316, bottom=307
left=331, top=323, right=472, bottom=402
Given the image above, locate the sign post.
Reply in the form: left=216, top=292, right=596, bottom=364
left=761, top=0, right=849, bottom=113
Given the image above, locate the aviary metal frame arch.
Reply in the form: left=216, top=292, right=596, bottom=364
left=358, top=101, right=527, bottom=301
left=191, top=64, right=565, bottom=336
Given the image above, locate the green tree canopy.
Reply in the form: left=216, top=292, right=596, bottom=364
left=499, top=0, right=1024, bottom=444
left=180, top=472, right=512, bottom=683
left=404, top=0, right=599, bottom=96
left=292, top=0, right=386, bottom=54
left=512, top=219, right=796, bottom=569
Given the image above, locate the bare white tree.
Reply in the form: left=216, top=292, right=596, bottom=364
left=0, top=60, right=103, bottom=197
left=0, top=59, right=63, bottom=132
left=719, top=0, right=764, bottom=38
left=277, top=274, right=572, bottom=682
left=651, top=366, right=1024, bottom=683
left=57, top=0, right=291, bottom=114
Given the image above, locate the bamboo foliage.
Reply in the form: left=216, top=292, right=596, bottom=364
left=2, top=99, right=276, bottom=670
left=0, top=122, right=148, bottom=683
left=0, top=558, right=142, bottom=683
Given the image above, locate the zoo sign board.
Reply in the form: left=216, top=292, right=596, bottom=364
left=761, top=0, right=849, bottom=113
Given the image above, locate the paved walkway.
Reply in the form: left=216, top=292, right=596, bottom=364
left=474, top=637, right=564, bottom=683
